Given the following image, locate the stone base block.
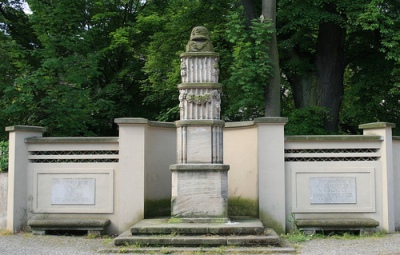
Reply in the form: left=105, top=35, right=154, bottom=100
left=28, top=219, right=110, bottom=237
left=170, top=164, right=229, bottom=219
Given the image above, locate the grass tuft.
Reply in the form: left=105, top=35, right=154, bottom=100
left=0, top=229, right=13, bottom=236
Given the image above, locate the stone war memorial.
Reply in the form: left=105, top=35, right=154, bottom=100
left=4, top=26, right=400, bottom=252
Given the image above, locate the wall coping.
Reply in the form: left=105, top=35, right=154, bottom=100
left=285, top=135, right=383, bottom=142
left=114, top=118, right=175, bottom=128
left=5, top=125, right=47, bottom=133
left=359, top=122, right=396, bottom=129
left=393, top=136, right=400, bottom=141
left=225, top=121, right=256, bottom=128
left=225, top=118, right=289, bottom=128
left=254, top=117, right=289, bottom=124
left=25, top=137, right=118, bottom=143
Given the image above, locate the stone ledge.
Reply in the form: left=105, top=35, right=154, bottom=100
left=5, top=125, right=47, bottom=133
left=285, top=135, right=382, bottom=141
left=225, top=121, right=256, bottom=128
left=175, top=120, right=225, bottom=127
left=295, top=218, right=379, bottom=234
left=114, top=118, right=175, bottom=128
left=170, top=164, right=230, bottom=171
left=254, top=117, right=288, bottom=124
left=178, top=83, right=222, bottom=89
left=180, top=52, right=219, bottom=57
left=359, top=122, right=396, bottom=129
left=28, top=219, right=110, bottom=237
left=130, top=217, right=264, bottom=235
left=25, top=137, right=118, bottom=143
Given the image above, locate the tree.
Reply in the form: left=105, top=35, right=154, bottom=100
left=240, top=0, right=281, bottom=117
left=262, top=0, right=281, bottom=117
left=278, top=0, right=400, bottom=133
left=1, top=0, right=399, bottom=138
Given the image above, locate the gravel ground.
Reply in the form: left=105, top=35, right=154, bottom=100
left=297, top=233, right=400, bottom=255
left=1, top=232, right=400, bottom=254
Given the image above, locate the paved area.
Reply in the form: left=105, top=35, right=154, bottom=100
left=1, top=232, right=400, bottom=254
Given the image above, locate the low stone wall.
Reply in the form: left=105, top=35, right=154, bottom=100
left=0, top=172, right=7, bottom=228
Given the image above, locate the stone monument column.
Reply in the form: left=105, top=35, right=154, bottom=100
left=170, top=26, right=230, bottom=222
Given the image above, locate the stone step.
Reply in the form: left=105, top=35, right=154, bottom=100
left=114, top=228, right=280, bottom=247
left=99, top=242, right=296, bottom=254
left=130, top=217, right=265, bottom=235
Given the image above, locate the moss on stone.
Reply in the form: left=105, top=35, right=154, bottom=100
left=167, top=217, right=183, bottom=224
left=260, top=211, right=284, bottom=234
left=228, top=197, right=258, bottom=217
left=144, top=199, right=171, bottom=218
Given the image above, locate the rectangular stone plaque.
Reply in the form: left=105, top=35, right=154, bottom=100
left=51, top=178, right=95, bottom=205
left=310, top=177, right=356, bottom=204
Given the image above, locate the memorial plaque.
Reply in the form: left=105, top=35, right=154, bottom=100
left=310, top=177, right=356, bottom=204
left=51, top=178, right=95, bottom=205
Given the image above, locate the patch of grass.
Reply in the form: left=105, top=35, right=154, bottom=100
left=0, top=229, right=13, bottom=236
left=84, top=233, right=99, bottom=239
left=281, top=232, right=313, bottom=243
left=322, top=230, right=387, bottom=240
left=284, top=230, right=388, bottom=244
left=101, top=235, right=114, bottom=244
left=361, top=230, right=387, bottom=238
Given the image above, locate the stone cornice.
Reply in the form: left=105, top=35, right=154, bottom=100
left=359, top=122, right=396, bottom=129
left=175, top=120, right=225, bottom=127
left=25, top=137, right=119, bottom=143
left=180, top=52, right=219, bottom=58
left=285, top=135, right=383, bottom=141
left=170, top=164, right=230, bottom=171
left=5, top=125, right=47, bottom=133
left=178, top=83, right=222, bottom=89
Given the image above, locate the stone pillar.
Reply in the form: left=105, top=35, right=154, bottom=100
left=114, top=118, right=147, bottom=233
left=256, top=117, right=288, bottom=234
left=170, top=26, right=229, bottom=222
left=6, top=125, right=46, bottom=233
left=360, top=122, right=396, bottom=233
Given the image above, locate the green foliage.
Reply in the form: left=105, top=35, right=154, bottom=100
left=282, top=232, right=313, bottom=243
left=285, top=107, right=332, bottom=135
left=0, top=141, right=8, bottom=172
left=222, top=9, right=274, bottom=121
left=278, top=0, right=400, bottom=134
left=0, top=0, right=400, bottom=136
left=138, top=0, right=236, bottom=122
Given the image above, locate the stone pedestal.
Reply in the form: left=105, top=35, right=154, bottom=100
left=170, top=26, right=229, bottom=222
left=170, top=164, right=229, bottom=222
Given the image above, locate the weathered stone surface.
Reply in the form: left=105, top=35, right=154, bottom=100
left=171, top=165, right=228, bottom=219
left=295, top=218, right=379, bottom=228
left=130, top=217, right=264, bottom=235
left=171, top=26, right=229, bottom=223
left=185, top=26, right=214, bottom=53
left=28, top=219, right=110, bottom=236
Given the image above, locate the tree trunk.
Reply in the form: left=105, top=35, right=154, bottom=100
left=315, top=20, right=346, bottom=132
left=289, top=72, right=319, bottom=108
left=287, top=4, right=346, bottom=133
left=263, top=0, right=281, bottom=117
left=241, top=0, right=258, bottom=26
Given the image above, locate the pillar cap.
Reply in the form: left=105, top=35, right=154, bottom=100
left=254, top=117, right=288, bottom=124
left=359, top=122, right=396, bottom=130
left=5, top=125, right=46, bottom=132
left=114, top=118, right=149, bottom=124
